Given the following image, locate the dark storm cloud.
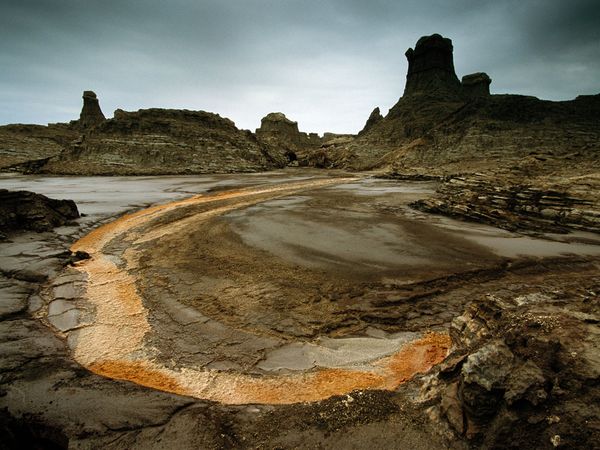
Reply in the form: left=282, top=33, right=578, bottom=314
left=1, top=0, right=599, bottom=133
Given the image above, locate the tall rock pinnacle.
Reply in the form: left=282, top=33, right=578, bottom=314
left=79, top=91, right=106, bottom=128
left=403, top=34, right=461, bottom=97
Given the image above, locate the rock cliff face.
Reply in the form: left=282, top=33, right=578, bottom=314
left=0, top=190, right=79, bottom=237
left=39, top=108, right=285, bottom=175
left=77, top=91, right=106, bottom=129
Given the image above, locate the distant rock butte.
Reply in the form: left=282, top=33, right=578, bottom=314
left=461, top=72, right=492, bottom=98
left=256, top=112, right=322, bottom=165
left=307, top=32, right=599, bottom=177
left=78, top=91, right=106, bottom=129
left=404, top=33, right=462, bottom=97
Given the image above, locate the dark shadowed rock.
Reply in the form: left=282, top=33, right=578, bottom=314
left=404, top=33, right=461, bottom=97
left=0, top=190, right=79, bottom=235
left=358, top=107, right=384, bottom=136
left=78, top=91, right=106, bottom=129
left=462, top=72, right=491, bottom=98
left=256, top=112, right=321, bottom=164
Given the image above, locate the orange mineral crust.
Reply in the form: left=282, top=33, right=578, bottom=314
left=64, top=178, right=452, bottom=405
left=85, top=333, right=450, bottom=405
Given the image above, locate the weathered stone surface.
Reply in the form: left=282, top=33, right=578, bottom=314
left=358, top=107, right=384, bottom=136
left=410, top=175, right=600, bottom=234
left=78, top=90, right=106, bottom=129
left=38, top=108, right=286, bottom=175
left=420, top=289, right=600, bottom=448
left=404, top=33, right=462, bottom=97
left=255, top=112, right=322, bottom=165
left=461, top=72, right=491, bottom=98
left=0, top=190, right=79, bottom=235
left=461, top=341, right=514, bottom=391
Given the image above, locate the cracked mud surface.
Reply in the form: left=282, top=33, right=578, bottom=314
left=1, top=169, right=600, bottom=448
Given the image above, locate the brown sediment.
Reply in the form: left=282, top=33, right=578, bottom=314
left=72, top=179, right=356, bottom=255
left=213, top=332, right=451, bottom=404
left=88, top=360, right=191, bottom=396
left=84, top=332, right=450, bottom=404
left=378, top=332, right=452, bottom=387
left=67, top=177, right=452, bottom=404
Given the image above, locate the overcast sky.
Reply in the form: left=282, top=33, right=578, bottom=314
left=1, top=0, right=599, bottom=134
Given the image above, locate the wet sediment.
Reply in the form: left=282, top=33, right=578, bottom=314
left=1, top=171, right=599, bottom=448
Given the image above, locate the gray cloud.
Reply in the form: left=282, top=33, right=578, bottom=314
left=1, top=0, right=599, bottom=133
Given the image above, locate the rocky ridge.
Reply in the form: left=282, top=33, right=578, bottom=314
left=0, top=93, right=291, bottom=175
left=40, top=105, right=287, bottom=175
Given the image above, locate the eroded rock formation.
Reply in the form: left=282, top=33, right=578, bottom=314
left=420, top=287, right=600, bottom=448
left=461, top=72, right=491, bottom=98
left=411, top=175, right=600, bottom=234
left=358, top=107, right=383, bottom=136
left=404, top=34, right=462, bottom=97
left=309, top=34, right=599, bottom=178
left=256, top=112, right=323, bottom=164
left=78, top=91, right=106, bottom=128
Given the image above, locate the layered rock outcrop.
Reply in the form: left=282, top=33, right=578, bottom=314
left=256, top=112, right=323, bottom=165
left=0, top=190, right=79, bottom=237
left=311, top=34, right=599, bottom=179
left=403, top=33, right=462, bottom=97
left=420, top=286, right=600, bottom=448
left=39, top=108, right=285, bottom=175
left=0, top=124, right=78, bottom=170
left=411, top=175, right=600, bottom=234
left=1, top=93, right=291, bottom=175
left=461, top=72, right=491, bottom=98
left=358, top=107, right=383, bottom=136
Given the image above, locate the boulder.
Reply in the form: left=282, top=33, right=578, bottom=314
left=0, top=190, right=79, bottom=235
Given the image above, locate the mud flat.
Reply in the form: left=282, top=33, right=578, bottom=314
left=1, top=170, right=599, bottom=448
